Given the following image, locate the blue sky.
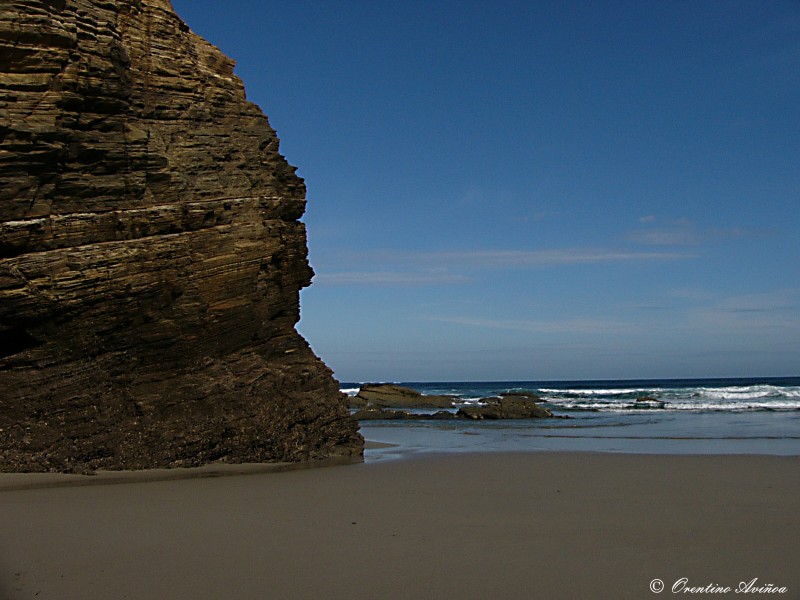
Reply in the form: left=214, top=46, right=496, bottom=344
left=170, top=0, right=800, bottom=382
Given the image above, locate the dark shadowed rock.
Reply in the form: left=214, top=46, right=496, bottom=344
left=0, top=0, right=362, bottom=472
left=352, top=408, right=457, bottom=421
left=352, top=409, right=414, bottom=421
left=349, top=395, right=369, bottom=408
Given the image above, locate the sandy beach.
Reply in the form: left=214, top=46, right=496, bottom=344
left=1, top=451, right=797, bottom=600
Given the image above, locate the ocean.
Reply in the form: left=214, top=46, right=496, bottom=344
left=342, top=377, right=800, bottom=460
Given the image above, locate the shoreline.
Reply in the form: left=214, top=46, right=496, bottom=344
left=348, top=378, right=800, bottom=459
left=1, top=438, right=796, bottom=491
left=0, top=455, right=361, bottom=493
left=2, top=451, right=797, bottom=599
left=0, top=442, right=397, bottom=493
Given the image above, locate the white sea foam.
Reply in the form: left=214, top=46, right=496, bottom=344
left=555, top=402, right=623, bottom=410
left=540, top=383, right=800, bottom=412
left=457, top=397, right=485, bottom=405
left=350, top=381, right=800, bottom=412
left=538, top=388, right=648, bottom=395
left=544, top=398, right=800, bottom=412
left=695, top=385, right=800, bottom=400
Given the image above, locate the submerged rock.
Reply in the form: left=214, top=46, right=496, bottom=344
left=631, top=397, right=666, bottom=409
left=0, top=0, right=362, bottom=472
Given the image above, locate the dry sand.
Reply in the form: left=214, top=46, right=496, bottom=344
left=1, top=452, right=798, bottom=600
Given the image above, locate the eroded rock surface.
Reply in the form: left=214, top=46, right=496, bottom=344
left=456, top=395, right=554, bottom=420
left=0, top=0, right=362, bottom=472
left=351, top=384, right=456, bottom=409
left=350, top=385, right=560, bottom=420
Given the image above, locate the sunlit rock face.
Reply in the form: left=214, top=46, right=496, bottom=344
left=0, top=0, right=363, bottom=472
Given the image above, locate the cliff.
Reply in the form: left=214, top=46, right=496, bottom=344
left=0, top=0, right=363, bottom=472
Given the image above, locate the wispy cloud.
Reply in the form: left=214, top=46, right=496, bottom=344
left=426, top=316, right=640, bottom=335
left=313, top=271, right=469, bottom=287
left=626, top=217, right=760, bottom=247
left=716, top=291, right=800, bottom=314
left=626, top=227, right=701, bottom=246
left=689, top=307, right=800, bottom=335
left=373, top=248, right=693, bottom=267
left=314, top=246, right=694, bottom=286
left=653, top=289, right=800, bottom=337
left=665, top=287, right=718, bottom=302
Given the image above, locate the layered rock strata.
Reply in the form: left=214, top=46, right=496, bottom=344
left=0, top=0, right=362, bottom=472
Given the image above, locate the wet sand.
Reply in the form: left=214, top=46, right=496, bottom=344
left=1, top=452, right=798, bottom=599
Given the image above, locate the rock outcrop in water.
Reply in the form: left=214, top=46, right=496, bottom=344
left=350, top=385, right=558, bottom=420
left=351, top=384, right=456, bottom=409
left=0, top=0, right=363, bottom=472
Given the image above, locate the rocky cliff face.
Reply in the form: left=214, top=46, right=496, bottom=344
left=0, top=0, right=363, bottom=472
